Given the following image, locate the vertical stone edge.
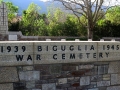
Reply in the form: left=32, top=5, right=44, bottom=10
left=33, top=42, right=35, bottom=65
left=97, top=42, right=98, bottom=62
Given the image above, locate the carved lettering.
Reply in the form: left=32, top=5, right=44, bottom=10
left=99, top=53, right=103, bottom=58
left=1, top=46, right=3, bottom=52
left=93, top=53, right=97, bottom=58
left=16, top=55, right=24, bottom=61
left=86, top=53, right=90, bottom=58
left=53, top=45, right=57, bottom=51
left=53, top=54, right=57, bottom=60
left=69, top=45, right=74, bottom=51
left=70, top=53, right=75, bottom=59
left=38, top=46, right=42, bottom=51
left=90, top=45, right=94, bottom=50
left=62, top=54, right=65, bottom=59
left=105, top=52, right=109, bottom=57
left=79, top=53, right=83, bottom=59
left=61, top=45, right=66, bottom=51
left=27, top=55, right=32, bottom=61
left=78, top=45, right=81, bottom=51
left=36, top=54, right=41, bottom=60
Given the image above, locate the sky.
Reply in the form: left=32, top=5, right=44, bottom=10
left=40, top=0, right=120, bottom=6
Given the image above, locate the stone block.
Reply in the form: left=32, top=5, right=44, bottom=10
left=0, top=67, right=18, bottom=83
left=62, top=64, right=77, bottom=71
left=17, top=66, right=23, bottom=71
left=23, top=66, right=34, bottom=71
left=13, top=82, right=26, bottom=90
left=107, top=86, right=120, bottom=90
left=79, top=64, right=94, bottom=69
left=90, top=82, right=97, bottom=88
left=42, top=83, right=56, bottom=90
left=35, top=65, right=50, bottom=75
left=50, top=64, right=62, bottom=74
left=91, top=75, right=102, bottom=82
left=98, top=65, right=108, bottom=75
left=103, top=74, right=110, bottom=81
left=8, top=35, right=17, bottom=41
left=0, top=83, right=13, bottom=90
left=108, top=61, right=120, bottom=73
left=58, top=78, right=67, bottom=84
left=26, top=81, right=35, bottom=88
left=88, top=88, right=98, bottom=90
left=97, top=81, right=110, bottom=87
left=80, top=76, right=90, bottom=86
left=67, top=87, right=77, bottom=90
left=19, top=71, right=40, bottom=81
left=111, top=74, right=120, bottom=85
left=99, top=87, right=107, bottom=90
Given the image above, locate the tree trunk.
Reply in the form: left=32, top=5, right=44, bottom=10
left=87, top=23, right=93, bottom=39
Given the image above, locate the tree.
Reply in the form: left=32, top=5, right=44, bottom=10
left=106, top=6, right=120, bottom=24
left=54, top=0, right=115, bottom=39
left=64, top=15, right=86, bottom=36
left=21, top=3, right=48, bottom=36
left=47, top=8, right=68, bottom=36
left=6, top=2, right=18, bottom=22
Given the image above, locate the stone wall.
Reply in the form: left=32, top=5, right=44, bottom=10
left=0, top=41, right=120, bottom=90
left=1, top=62, right=120, bottom=90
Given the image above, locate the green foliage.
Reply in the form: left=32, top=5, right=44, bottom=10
left=9, top=21, right=19, bottom=31
left=106, top=6, right=120, bottom=24
left=21, top=3, right=48, bottom=36
left=63, top=15, right=86, bottom=36
left=92, top=6, right=120, bottom=40
left=47, top=8, right=66, bottom=36
left=6, top=2, right=18, bottom=21
left=47, top=8, right=87, bottom=36
left=3, top=0, right=120, bottom=39
left=94, top=20, right=120, bottom=40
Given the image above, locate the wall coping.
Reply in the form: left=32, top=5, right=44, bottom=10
left=0, top=41, right=119, bottom=66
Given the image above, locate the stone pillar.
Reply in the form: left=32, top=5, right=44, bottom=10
left=0, top=2, right=8, bottom=35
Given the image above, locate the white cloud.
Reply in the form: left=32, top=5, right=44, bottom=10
left=103, top=0, right=120, bottom=6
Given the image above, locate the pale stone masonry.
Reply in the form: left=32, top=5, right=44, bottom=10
left=0, top=41, right=120, bottom=66
left=0, top=41, right=120, bottom=90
